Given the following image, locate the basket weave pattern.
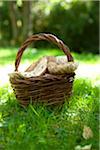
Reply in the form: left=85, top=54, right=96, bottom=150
left=9, top=33, right=75, bottom=106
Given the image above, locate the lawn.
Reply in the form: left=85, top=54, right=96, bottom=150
left=0, top=48, right=99, bottom=150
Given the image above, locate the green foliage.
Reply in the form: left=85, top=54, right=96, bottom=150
left=0, top=2, right=11, bottom=44
left=44, top=1, right=99, bottom=53
left=0, top=1, right=99, bottom=53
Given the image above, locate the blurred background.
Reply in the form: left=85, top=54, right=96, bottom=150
left=0, top=0, right=99, bottom=54
left=0, top=2, right=99, bottom=148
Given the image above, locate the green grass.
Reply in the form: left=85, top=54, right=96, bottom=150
left=0, top=79, right=99, bottom=150
left=0, top=47, right=99, bottom=150
left=0, top=47, right=100, bottom=66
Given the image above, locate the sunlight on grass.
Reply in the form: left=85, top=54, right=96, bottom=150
left=0, top=78, right=99, bottom=149
left=0, top=47, right=100, bottom=66
left=0, top=47, right=100, bottom=85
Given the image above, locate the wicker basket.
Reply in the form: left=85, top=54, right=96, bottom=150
left=9, top=33, right=75, bottom=106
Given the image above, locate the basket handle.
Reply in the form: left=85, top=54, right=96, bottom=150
left=15, top=33, right=74, bottom=71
